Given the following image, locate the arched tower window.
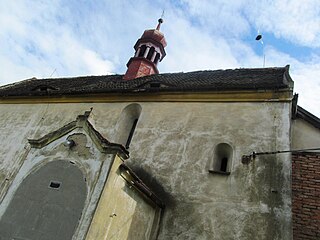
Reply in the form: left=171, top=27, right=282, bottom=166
left=209, top=143, right=233, bottom=175
left=138, top=45, right=147, bottom=57
left=147, top=47, right=155, bottom=60
left=154, top=53, right=160, bottom=64
left=115, top=103, right=142, bottom=149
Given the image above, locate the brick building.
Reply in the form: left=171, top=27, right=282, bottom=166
left=291, top=106, right=320, bottom=240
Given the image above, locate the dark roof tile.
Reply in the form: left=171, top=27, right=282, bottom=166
left=0, top=66, right=293, bottom=97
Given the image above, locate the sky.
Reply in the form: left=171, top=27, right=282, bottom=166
left=0, top=0, right=319, bottom=116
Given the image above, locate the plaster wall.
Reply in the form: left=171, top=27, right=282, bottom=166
left=128, top=102, right=292, bottom=240
left=0, top=124, right=114, bottom=239
left=292, top=118, right=320, bottom=149
left=86, top=155, right=161, bottom=240
left=0, top=160, right=87, bottom=240
left=0, top=101, right=292, bottom=239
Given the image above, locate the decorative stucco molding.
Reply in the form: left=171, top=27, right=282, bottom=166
left=28, top=111, right=129, bottom=159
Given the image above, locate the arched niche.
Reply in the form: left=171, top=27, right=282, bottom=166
left=0, top=160, right=87, bottom=240
left=210, top=143, right=233, bottom=175
left=115, top=103, right=142, bottom=149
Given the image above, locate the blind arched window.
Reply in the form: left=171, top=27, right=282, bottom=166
left=115, top=103, right=142, bottom=149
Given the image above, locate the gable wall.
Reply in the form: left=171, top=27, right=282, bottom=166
left=292, top=118, right=320, bottom=149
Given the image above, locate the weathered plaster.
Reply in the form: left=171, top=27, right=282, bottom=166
left=86, top=155, right=161, bottom=240
left=0, top=106, right=120, bottom=240
left=0, top=160, right=87, bottom=239
left=0, top=101, right=292, bottom=239
left=292, top=118, right=320, bottom=149
left=127, top=102, right=292, bottom=240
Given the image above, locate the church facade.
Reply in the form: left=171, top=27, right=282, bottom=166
left=0, top=19, right=319, bottom=240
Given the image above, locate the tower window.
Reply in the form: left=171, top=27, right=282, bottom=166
left=209, top=143, right=233, bottom=175
left=147, top=47, right=155, bottom=60
left=138, top=45, right=147, bottom=57
left=154, top=53, right=160, bottom=64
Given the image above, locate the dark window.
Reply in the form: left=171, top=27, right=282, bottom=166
left=147, top=47, right=155, bottom=60
left=125, top=118, right=138, bottom=149
left=220, top=157, right=228, bottom=172
left=49, top=181, right=61, bottom=189
left=31, top=85, right=58, bottom=92
left=150, top=82, right=160, bottom=88
left=154, top=53, right=160, bottom=64
left=138, top=45, right=147, bottom=57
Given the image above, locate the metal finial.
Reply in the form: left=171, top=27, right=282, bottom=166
left=156, top=10, right=165, bottom=30
left=161, top=10, right=165, bottom=19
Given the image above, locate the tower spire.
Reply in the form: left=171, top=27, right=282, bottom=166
left=123, top=18, right=167, bottom=80
left=156, top=11, right=164, bottom=30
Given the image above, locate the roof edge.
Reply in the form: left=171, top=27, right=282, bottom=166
left=283, top=65, right=294, bottom=88
left=0, top=89, right=293, bottom=103
left=296, top=105, right=320, bottom=130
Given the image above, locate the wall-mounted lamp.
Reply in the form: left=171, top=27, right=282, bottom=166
left=63, top=139, right=75, bottom=148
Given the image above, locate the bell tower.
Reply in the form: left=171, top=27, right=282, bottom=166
left=123, top=18, right=167, bottom=80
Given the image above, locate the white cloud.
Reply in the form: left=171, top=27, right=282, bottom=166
left=255, top=47, right=320, bottom=117
left=180, top=0, right=251, bottom=37
left=290, top=59, right=320, bottom=117
left=160, top=12, right=239, bottom=73
left=181, top=0, right=320, bottom=48
left=246, top=0, right=320, bottom=47
left=0, top=0, right=319, bottom=117
left=0, top=0, right=115, bottom=84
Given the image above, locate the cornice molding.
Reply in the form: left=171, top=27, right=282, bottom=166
left=0, top=90, right=293, bottom=104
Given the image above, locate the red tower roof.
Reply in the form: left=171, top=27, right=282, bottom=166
left=140, top=29, right=167, bottom=47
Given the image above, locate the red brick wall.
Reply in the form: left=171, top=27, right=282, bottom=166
left=123, top=58, right=157, bottom=80
left=292, top=153, right=320, bottom=240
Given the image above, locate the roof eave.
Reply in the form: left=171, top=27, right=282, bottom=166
left=296, top=105, right=320, bottom=130
left=0, top=88, right=293, bottom=103
left=283, top=65, right=294, bottom=89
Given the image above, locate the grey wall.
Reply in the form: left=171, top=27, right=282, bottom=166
left=127, top=102, right=292, bottom=240
left=0, top=101, right=292, bottom=240
left=0, top=106, right=116, bottom=240
left=0, top=160, right=86, bottom=240
left=292, top=118, right=320, bottom=149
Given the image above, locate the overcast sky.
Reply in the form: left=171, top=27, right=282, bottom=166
left=0, top=0, right=319, bottom=116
